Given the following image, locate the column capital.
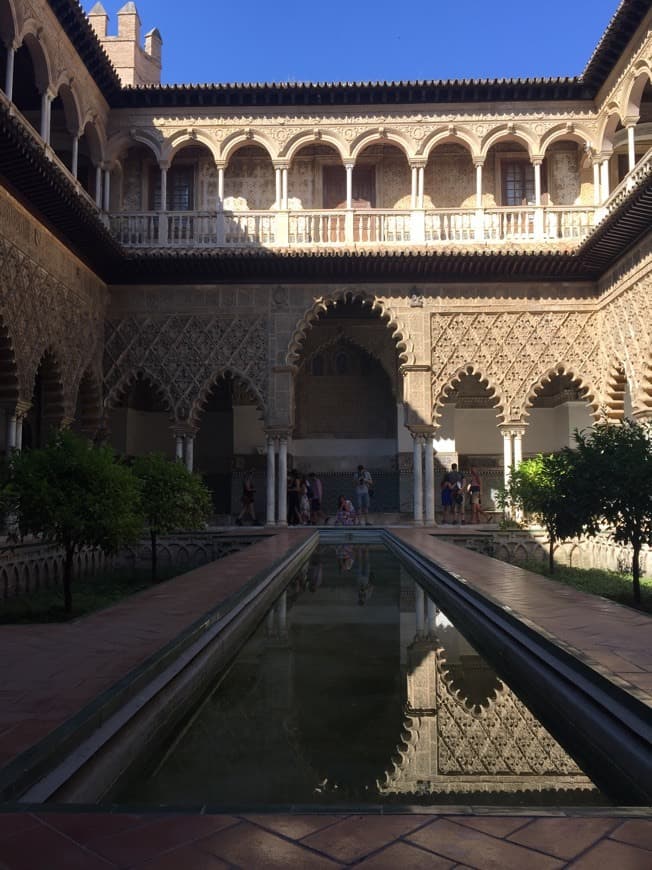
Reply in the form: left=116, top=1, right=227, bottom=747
left=158, top=160, right=171, bottom=171
left=499, top=422, right=527, bottom=436
left=400, top=364, right=431, bottom=374
left=272, top=160, right=290, bottom=170
left=170, top=423, right=197, bottom=438
left=624, top=116, right=639, bottom=129
left=530, top=155, right=544, bottom=166
left=408, top=159, right=427, bottom=170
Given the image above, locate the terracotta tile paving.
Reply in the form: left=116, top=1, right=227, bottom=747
left=1, top=528, right=652, bottom=868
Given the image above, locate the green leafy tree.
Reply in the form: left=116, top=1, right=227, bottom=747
left=11, top=430, right=143, bottom=612
left=505, top=452, right=582, bottom=574
left=572, top=419, right=652, bottom=605
left=131, top=453, right=212, bottom=581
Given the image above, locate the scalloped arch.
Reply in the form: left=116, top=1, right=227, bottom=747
left=106, top=129, right=160, bottom=164
left=0, top=0, right=18, bottom=44
left=164, top=129, right=220, bottom=164
left=523, top=363, right=599, bottom=420
left=480, top=124, right=537, bottom=160
left=601, top=357, right=630, bottom=421
left=189, top=367, right=266, bottom=428
left=104, top=369, right=174, bottom=416
left=539, top=124, right=595, bottom=156
left=19, top=25, right=51, bottom=93
left=285, top=290, right=413, bottom=368
left=623, top=65, right=652, bottom=119
left=597, top=107, right=623, bottom=152
left=433, top=365, right=505, bottom=426
left=421, top=128, right=480, bottom=160
left=350, top=128, right=414, bottom=162
left=281, top=130, right=347, bottom=163
left=220, top=130, right=277, bottom=164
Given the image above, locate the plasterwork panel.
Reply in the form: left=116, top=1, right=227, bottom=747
left=600, top=270, right=652, bottom=412
left=104, top=314, right=269, bottom=423
left=0, top=188, right=106, bottom=416
left=431, top=309, right=605, bottom=424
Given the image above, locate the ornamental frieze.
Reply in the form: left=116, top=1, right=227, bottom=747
left=431, top=309, right=606, bottom=424
left=104, top=314, right=269, bottom=423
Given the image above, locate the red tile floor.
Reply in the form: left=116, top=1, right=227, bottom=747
left=1, top=527, right=651, bottom=869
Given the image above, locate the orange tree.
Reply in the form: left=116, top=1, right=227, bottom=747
left=131, top=453, right=212, bottom=581
left=505, top=451, right=582, bottom=574
left=572, top=418, right=652, bottom=606
left=11, top=430, right=143, bottom=612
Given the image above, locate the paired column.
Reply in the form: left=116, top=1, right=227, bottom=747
left=626, top=122, right=637, bottom=173
left=264, top=431, right=290, bottom=526
left=172, top=428, right=196, bottom=472
left=500, top=424, right=526, bottom=517
left=410, top=429, right=436, bottom=526
left=40, top=90, right=53, bottom=144
left=474, top=159, right=485, bottom=240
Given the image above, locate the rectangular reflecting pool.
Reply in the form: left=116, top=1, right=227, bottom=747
left=114, top=543, right=608, bottom=807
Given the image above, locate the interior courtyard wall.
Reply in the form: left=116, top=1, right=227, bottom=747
left=0, top=186, right=107, bottom=429
left=425, top=148, right=476, bottom=209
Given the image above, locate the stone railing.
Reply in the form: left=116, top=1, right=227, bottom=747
left=0, top=533, right=264, bottom=601
left=0, top=541, right=108, bottom=600
left=109, top=204, right=598, bottom=250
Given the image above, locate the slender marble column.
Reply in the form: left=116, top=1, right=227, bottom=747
left=600, top=159, right=610, bottom=200
left=424, top=435, right=435, bottom=525
left=217, top=166, right=224, bottom=208
left=513, top=429, right=523, bottom=469
left=275, top=167, right=282, bottom=208
left=175, top=435, right=184, bottom=461
left=184, top=435, right=194, bottom=472
left=277, top=436, right=288, bottom=526
left=627, top=124, right=636, bottom=172
left=475, top=162, right=483, bottom=208
left=4, top=45, right=14, bottom=102
left=71, top=136, right=79, bottom=179
left=95, top=165, right=102, bottom=207
left=345, top=164, right=353, bottom=209
left=103, top=167, right=111, bottom=211
left=15, top=417, right=23, bottom=451
left=413, top=434, right=424, bottom=525
left=281, top=167, right=288, bottom=209
left=6, top=415, right=16, bottom=451
left=427, top=597, right=436, bottom=635
left=417, top=166, right=424, bottom=209
left=266, top=435, right=276, bottom=526
left=593, top=161, right=601, bottom=205
left=410, top=165, right=417, bottom=209
left=40, top=91, right=52, bottom=143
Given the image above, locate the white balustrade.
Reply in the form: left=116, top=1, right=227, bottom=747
left=223, top=211, right=276, bottom=246
left=425, top=209, right=476, bottom=242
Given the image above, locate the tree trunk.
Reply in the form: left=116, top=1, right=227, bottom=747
left=632, top=542, right=641, bottom=606
left=548, top=531, right=555, bottom=574
left=151, top=528, right=158, bottom=582
left=63, top=544, right=74, bottom=613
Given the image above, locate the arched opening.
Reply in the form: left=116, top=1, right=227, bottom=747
left=108, top=373, right=173, bottom=458
left=77, top=120, right=102, bottom=200
left=425, top=142, right=475, bottom=209
left=293, top=296, right=400, bottom=513
left=544, top=138, right=592, bottom=206
left=23, top=351, right=65, bottom=449
left=194, top=373, right=266, bottom=518
left=49, top=84, right=78, bottom=172
left=434, top=371, right=502, bottom=511
left=526, top=372, right=593, bottom=453
left=288, top=143, right=346, bottom=243
left=11, top=40, right=44, bottom=137
left=72, top=370, right=103, bottom=438
left=224, top=144, right=275, bottom=210
left=615, top=81, right=652, bottom=185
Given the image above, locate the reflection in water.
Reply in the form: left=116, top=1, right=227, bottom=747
left=116, top=545, right=604, bottom=806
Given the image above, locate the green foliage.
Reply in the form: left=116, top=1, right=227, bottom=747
left=131, top=453, right=212, bottom=534
left=508, top=559, right=652, bottom=615
left=131, top=453, right=212, bottom=580
left=572, top=418, right=652, bottom=604
left=505, top=452, right=583, bottom=572
left=11, top=430, right=143, bottom=611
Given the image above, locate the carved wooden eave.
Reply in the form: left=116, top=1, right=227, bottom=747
left=0, top=102, right=122, bottom=276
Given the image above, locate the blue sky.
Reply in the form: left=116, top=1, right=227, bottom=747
left=93, top=1, right=622, bottom=86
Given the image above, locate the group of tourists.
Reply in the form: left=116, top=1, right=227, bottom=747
left=235, top=463, right=374, bottom=526
left=441, top=464, right=490, bottom=525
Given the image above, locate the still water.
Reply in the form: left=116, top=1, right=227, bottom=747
left=117, top=544, right=607, bottom=806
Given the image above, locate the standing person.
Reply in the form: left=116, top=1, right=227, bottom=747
left=353, top=463, right=373, bottom=526
left=308, top=471, right=325, bottom=524
left=442, top=463, right=464, bottom=525
left=299, top=476, right=311, bottom=525
left=287, top=468, right=302, bottom=526
left=467, top=465, right=490, bottom=524
left=236, top=468, right=256, bottom=526
left=335, top=494, right=356, bottom=525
